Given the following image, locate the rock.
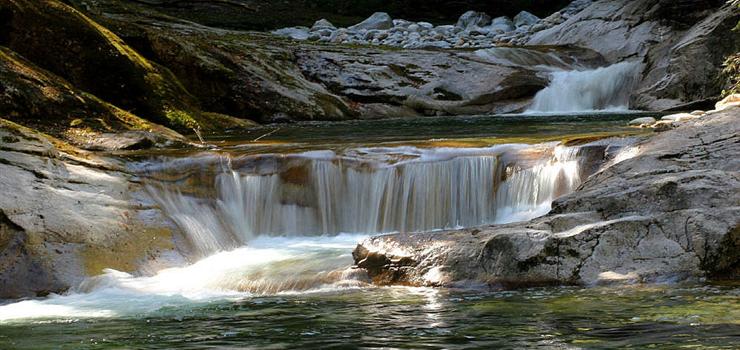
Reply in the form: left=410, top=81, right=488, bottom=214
left=513, top=11, right=540, bottom=27
left=661, top=113, right=698, bottom=122
left=393, top=19, right=413, bottom=28
left=349, top=12, right=393, bottom=31
left=715, top=94, right=740, bottom=111
left=456, top=11, right=492, bottom=30
left=560, top=0, right=594, bottom=16
left=628, top=116, right=656, bottom=126
left=543, top=11, right=564, bottom=25
left=311, top=18, right=336, bottom=31
left=0, top=0, right=210, bottom=133
left=294, top=45, right=603, bottom=117
left=652, top=120, right=677, bottom=132
left=272, top=26, right=310, bottom=40
left=690, top=110, right=706, bottom=116
left=417, top=22, right=434, bottom=31
left=0, top=46, right=185, bottom=149
left=0, top=120, right=186, bottom=298
left=488, top=16, right=515, bottom=33
left=354, top=107, right=740, bottom=287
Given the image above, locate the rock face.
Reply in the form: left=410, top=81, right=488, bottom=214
left=0, top=47, right=184, bottom=150
left=353, top=107, right=740, bottom=287
left=528, top=0, right=740, bottom=110
left=295, top=46, right=604, bottom=117
left=0, top=120, right=188, bottom=298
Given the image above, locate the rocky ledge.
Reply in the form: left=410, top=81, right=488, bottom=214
left=353, top=106, right=740, bottom=288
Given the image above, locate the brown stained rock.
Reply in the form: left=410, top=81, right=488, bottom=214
left=0, top=120, right=187, bottom=298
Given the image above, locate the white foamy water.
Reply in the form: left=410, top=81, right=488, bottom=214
left=0, top=144, right=596, bottom=323
left=527, top=61, right=641, bottom=113
left=148, top=144, right=585, bottom=255
left=0, top=234, right=368, bottom=322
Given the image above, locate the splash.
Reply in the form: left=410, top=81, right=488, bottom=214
left=0, top=234, right=368, bottom=322
left=527, top=61, right=641, bottom=113
left=146, top=144, right=587, bottom=255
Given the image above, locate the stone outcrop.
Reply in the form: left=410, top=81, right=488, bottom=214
left=0, top=47, right=185, bottom=150
left=0, top=119, right=188, bottom=298
left=353, top=106, right=740, bottom=287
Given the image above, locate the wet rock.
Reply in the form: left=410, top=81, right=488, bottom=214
left=354, top=107, right=740, bottom=287
left=528, top=0, right=739, bottom=110
left=349, top=12, right=393, bottom=31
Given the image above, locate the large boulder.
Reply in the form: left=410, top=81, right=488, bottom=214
left=456, top=11, right=492, bottom=30
left=353, top=107, right=740, bottom=287
left=348, top=12, right=394, bottom=31
left=513, top=11, right=540, bottom=27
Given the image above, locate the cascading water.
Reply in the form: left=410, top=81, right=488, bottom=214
left=527, top=61, right=641, bottom=113
left=146, top=144, right=585, bottom=256
left=0, top=143, right=599, bottom=322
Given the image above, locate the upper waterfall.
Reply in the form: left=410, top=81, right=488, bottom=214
left=527, top=61, right=641, bottom=113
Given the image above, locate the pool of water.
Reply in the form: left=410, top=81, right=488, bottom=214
left=117, top=112, right=655, bottom=159
left=1, top=283, right=737, bottom=349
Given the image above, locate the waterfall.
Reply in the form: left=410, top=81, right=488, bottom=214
left=144, top=144, right=591, bottom=255
left=527, top=61, right=640, bottom=113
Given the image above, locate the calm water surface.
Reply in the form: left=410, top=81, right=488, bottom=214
left=1, top=284, right=737, bottom=349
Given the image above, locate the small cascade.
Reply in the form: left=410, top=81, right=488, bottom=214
left=144, top=144, right=592, bottom=256
left=527, top=61, right=641, bottom=113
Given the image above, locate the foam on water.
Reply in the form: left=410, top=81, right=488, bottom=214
left=527, top=61, right=641, bottom=113
left=0, top=234, right=367, bottom=322
left=0, top=144, right=596, bottom=323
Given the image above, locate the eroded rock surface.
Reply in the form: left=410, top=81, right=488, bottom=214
left=354, top=107, right=740, bottom=287
left=0, top=120, right=187, bottom=298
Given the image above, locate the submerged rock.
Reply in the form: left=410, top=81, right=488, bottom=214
left=354, top=107, right=740, bottom=287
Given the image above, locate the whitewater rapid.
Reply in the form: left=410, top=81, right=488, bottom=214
left=0, top=143, right=593, bottom=322
left=0, top=234, right=368, bottom=322
left=527, top=61, right=641, bottom=113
